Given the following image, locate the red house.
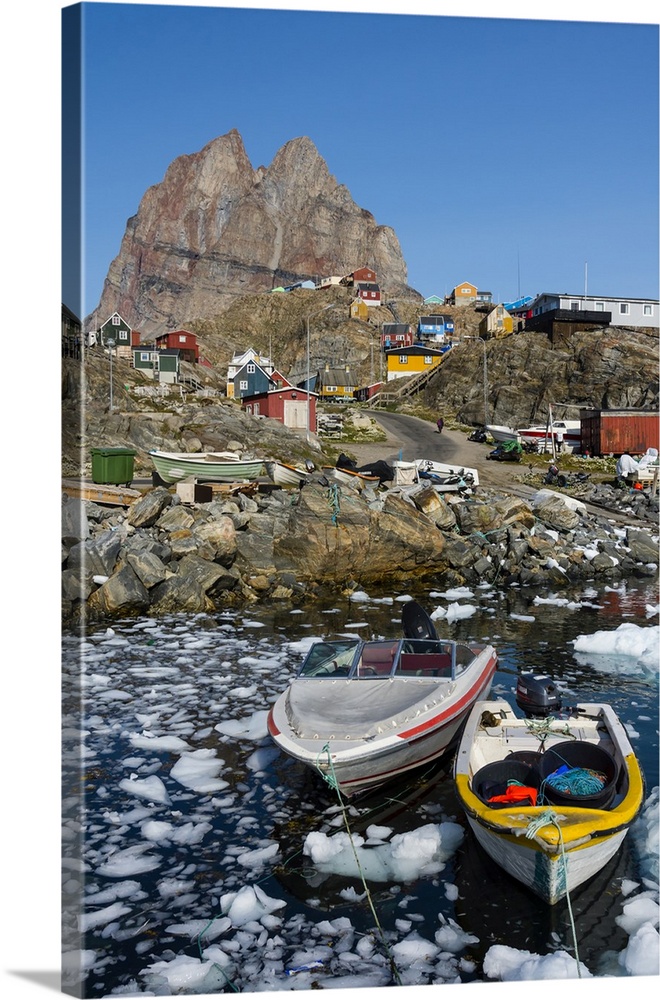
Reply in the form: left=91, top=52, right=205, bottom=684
left=242, top=385, right=318, bottom=433
left=342, top=265, right=378, bottom=285
left=154, top=330, right=200, bottom=364
left=353, top=382, right=384, bottom=402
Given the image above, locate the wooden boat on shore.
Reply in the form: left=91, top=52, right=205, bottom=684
left=268, top=602, right=497, bottom=799
left=453, top=694, right=644, bottom=905
left=148, top=450, right=265, bottom=484
left=265, top=460, right=309, bottom=487
left=322, top=465, right=380, bottom=490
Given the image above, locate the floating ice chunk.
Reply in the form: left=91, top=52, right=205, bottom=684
left=220, top=884, right=286, bottom=926
left=510, top=613, right=535, bottom=622
left=128, top=733, right=191, bottom=752
left=303, top=822, right=463, bottom=883
left=118, top=774, right=171, bottom=805
left=85, top=880, right=142, bottom=905
left=236, top=842, right=280, bottom=868
left=391, top=932, right=439, bottom=965
left=141, top=820, right=175, bottom=843
left=433, top=587, right=475, bottom=600
left=434, top=915, right=478, bottom=952
left=483, top=944, right=592, bottom=980
left=79, top=900, right=132, bottom=932
left=170, top=749, right=229, bottom=794
left=349, top=590, right=371, bottom=602
left=615, top=895, right=660, bottom=936
left=96, top=844, right=162, bottom=878
left=141, top=954, right=229, bottom=994
left=572, top=623, right=659, bottom=671
left=215, top=710, right=270, bottom=740
left=618, top=921, right=660, bottom=976
left=245, top=746, right=279, bottom=772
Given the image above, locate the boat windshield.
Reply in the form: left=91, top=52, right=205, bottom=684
left=298, top=640, right=360, bottom=678
left=394, top=639, right=459, bottom=678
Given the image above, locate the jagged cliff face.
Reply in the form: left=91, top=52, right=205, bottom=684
left=89, top=130, right=413, bottom=337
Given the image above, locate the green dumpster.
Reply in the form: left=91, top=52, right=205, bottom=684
left=91, top=447, right=137, bottom=486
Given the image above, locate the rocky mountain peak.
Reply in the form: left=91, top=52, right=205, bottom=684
left=89, top=129, right=414, bottom=337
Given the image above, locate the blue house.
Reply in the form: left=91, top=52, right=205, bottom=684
left=417, top=314, right=454, bottom=343
left=230, top=360, right=276, bottom=399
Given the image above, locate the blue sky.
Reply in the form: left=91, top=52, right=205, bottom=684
left=63, top=1, right=659, bottom=321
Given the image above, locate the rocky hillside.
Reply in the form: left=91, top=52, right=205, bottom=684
left=420, top=325, right=659, bottom=428
left=88, top=130, right=417, bottom=338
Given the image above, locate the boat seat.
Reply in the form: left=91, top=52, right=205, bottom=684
left=357, top=642, right=398, bottom=677
left=397, top=652, right=453, bottom=677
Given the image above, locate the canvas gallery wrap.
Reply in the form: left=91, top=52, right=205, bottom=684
left=59, top=2, right=659, bottom=997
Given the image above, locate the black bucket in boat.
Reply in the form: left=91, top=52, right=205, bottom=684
left=539, top=740, right=618, bottom=810
left=472, top=760, right=541, bottom=809
left=506, top=750, right=544, bottom=769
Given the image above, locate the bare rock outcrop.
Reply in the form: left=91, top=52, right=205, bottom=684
left=89, top=130, right=413, bottom=337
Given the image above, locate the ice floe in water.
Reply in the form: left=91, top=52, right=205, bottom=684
left=572, top=622, right=659, bottom=674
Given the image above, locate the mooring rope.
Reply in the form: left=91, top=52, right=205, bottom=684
left=326, top=482, right=342, bottom=524
left=315, top=743, right=403, bottom=985
left=524, top=810, right=582, bottom=977
left=523, top=715, right=576, bottom=749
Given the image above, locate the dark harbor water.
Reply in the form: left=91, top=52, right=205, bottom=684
left=62, top=577, right=659, bottom=996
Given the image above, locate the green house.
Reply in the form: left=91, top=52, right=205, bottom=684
left=132, top=347, right=180, bottom=384
left=99, top=312, right=133, bottom=350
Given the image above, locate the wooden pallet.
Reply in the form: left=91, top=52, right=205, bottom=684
left=62, top=479, right=142, bottom=506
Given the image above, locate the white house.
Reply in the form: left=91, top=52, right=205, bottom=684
left=527, top=292, right=658, bottom=329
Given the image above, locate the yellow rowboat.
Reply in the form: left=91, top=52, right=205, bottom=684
left=453, top=698, right=644, bottom=905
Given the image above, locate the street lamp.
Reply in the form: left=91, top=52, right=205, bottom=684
left=106, top=338, right=116, bottom=411
left=464, top=336, right=489, bottom=425
left=304, top=303, right=342, bottom=441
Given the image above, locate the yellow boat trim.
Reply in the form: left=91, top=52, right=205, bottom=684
left=456, top=751, right=644, bottom=850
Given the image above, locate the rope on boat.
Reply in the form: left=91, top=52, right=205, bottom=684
left=195, top=917, right=241, bottom=992
left=315, top=743, right=403, bottom=986
left=524, top=810, right=582, bottom=978
left=523, top=715, right=576, bottom=749
left=544, top=767, right=606, bottom=797
left=327, top=482, right=342, bottom=524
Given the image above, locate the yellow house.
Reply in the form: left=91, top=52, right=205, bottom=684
left=385, top=344, right=447, bottom=381
left=479, top=304, right=514, bottom=338
left=447, top=281, right=478, bottom=305
left=349, top=299, right=370, bottom=320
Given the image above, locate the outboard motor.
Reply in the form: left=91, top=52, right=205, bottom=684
left=515, top=672, right=561, bottom=717
left=402, top=601, right=439, bottom=641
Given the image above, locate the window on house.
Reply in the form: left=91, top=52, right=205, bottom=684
left=424, top=356, right=433, bottom=364
left=620, top=303, right=630, bottom=315
left=570, top=301, right=580, bottom=310
left=112, top=315, right=120, bottom=325
left=643, top=304, right=653, bottom=316
left=399, top=356, right=408, bottom=364
left=240, top=380, right=248, bottom=390
left=326, top=385, right=337, bottom=392
left=595, top=302, right=605, bottom=311
left=179, top=335, right=187, bottom=343
left=247, top=363, right=255, bottom=373
left=140, top=352, right=150, bottom=362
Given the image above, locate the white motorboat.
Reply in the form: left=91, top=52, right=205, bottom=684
left=485, top=425, right=521, bottom=444
left=516, top=420, right=581, bottom=453
left=268, top=602, right=497, bottom=799
left=415, top=459, right=480, bottom=489
left=453, top=686, right=644, bottom=905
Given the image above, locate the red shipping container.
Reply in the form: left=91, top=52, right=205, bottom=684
left=580, top=408, right=660, bottom=457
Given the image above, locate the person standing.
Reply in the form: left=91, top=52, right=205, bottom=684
left=436, top=417, right=444, bottom=434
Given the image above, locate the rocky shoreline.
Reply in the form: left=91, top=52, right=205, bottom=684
left=62, top=473, right=659, bottom=625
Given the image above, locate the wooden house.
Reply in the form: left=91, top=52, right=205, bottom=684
left=350, top=299, right=370, bottom=320
left=62, top=303, right=82, bottom=358
left=355, top=282, right=381, bottom=307
left=318, top=364, right=356, bottom=402
left=353, top=381, right=384, bottom=402
left=316, top=275, right=343, bottom=289
left=341, top=266, right=378, bottom=286
left=98, top=312, right=139, bottom=358
left=154, top=330, right=200, bottom=364
left=417, top=315, right=454, bottom=344
left=242, top=386, right=317, bottom=433
left=226, top=348, right=274, bottom=397
left=385, top=344, right=447, bottom=382
left=381, top=324, right=415, bottom=350
left=132, top=347, right=180, bottom=384
left=526, top=292, right=658, bottom=330
left=479, top=304, right=514, bottom=338
left=445, top=282, right=478, bottom=305
left=230, top=360, right=276, bottom=400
